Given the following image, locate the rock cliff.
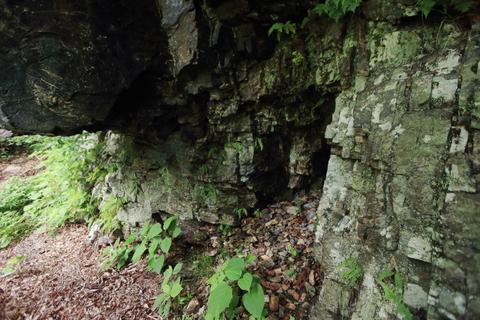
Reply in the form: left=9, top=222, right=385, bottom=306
left=1, top=0, right=479, bottom=318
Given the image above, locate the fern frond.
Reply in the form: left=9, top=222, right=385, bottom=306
left=376, top=270, right=394, bottom=282
left=394, top=272, right=404, bottom=292
left=338, top=258, right=363, bottom=286
left=450, top=0, right=473, bottom=12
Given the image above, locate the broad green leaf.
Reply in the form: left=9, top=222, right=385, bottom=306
left=163, top=300, right=171, bottom=317
left=140, top=221, right=150, bottom=236
left=117, top=258, right=126, bottom=269
left=170, top=281, right=183, bottom=298
left=132, top=243, right=147, bottom=263
left=245, top=253, right=256, bottom=264
left=242, top=282, right=264, bottom=317
left=124, top=232, right=137, bottom=246
left=268, top=23, right=282, bottom=36
left=301, top=17, right=310, bottom=28
left=226, top=294, right=240, bottom=318
left=163, top=216, right=178, bottom=231
left=226, top=258, right=245, bottom=271
left=163, top=266, right=173, bottom=283
left=160, top=237, right=172, bottom=253
left=153, top=293, right=167, bottom=309
left=238, top=272, right=253, bottom=291
left=162, top=280, right=172, bottom=294
left=172, top=227, right=181, bottom=238
left=226, top=268, right=243, bottom=281
left=173, top=262, right=183, bottom=275
left=207, top=282, right=232, bottom=318
left=147, top=223, right=163, bottom=239
left=148, top=237, right=161, bottom=256
left=148, top=255, right=165, bottom=274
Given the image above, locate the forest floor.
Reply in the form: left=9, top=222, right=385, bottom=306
left=0, top=142, right=324, bottom=320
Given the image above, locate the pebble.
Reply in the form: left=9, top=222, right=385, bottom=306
left=303, top=203, right=317, bottom=209
left=2, top=165, right=21, bottom=174
left=185, top=298, right=200, bottom=314
left=306, top=211, right=316, bottom=221
left=309, top=270, right=316, bottom=285
left=284, top=206, right=298, bottom=214
left=269, top=295, right=279, bottom=311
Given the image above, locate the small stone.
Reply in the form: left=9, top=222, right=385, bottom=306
left=309, top=270, right=315, bottom=286
left=284, top=206, right=298, bottom=215
left=290, top=290, right=300, bottom=301
left=2, top=166, right=21, bottom=174
left=278, top=306, right=285, bottom=318
left=285, top=302, right=296, bottom=310
left=305, top=211, right=316, bottom=221
left=269, top=295, right=279, bottom=311
left=301, top=302, right=311, bottom=310
left=185, top=298, right=200, bottom=314
left=303, top=203, right=316, bottom=209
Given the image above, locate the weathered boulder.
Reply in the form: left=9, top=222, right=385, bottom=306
left=0, top=0, right=167, bottom=134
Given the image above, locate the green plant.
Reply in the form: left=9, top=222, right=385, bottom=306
left=254, top=137, right=264, bottom=151
left=377, top=271, right=413, bottom=320
left=224, top=137, right=244, bottom=154
left=98, top=195, right=125, bottom=233
left=0, top=133, right=107, bottom=246
left=189, top=252, right=215, bottom=281
left=417, top=0, right=473, bottom=17
left=1, top=149, right=13, bottom=160
left=205, top=254, right=267, bottom=320
left=268, top=21, right=296, bottom=41
left=295, top=199, right=303, bottom=214
left=285, top=269, right=297, bottom=279
left=292, top=51, right=304, bottom=65
left=338, top=258, right=363, bottom=288
left=313, top=216, right=319, bottom=233
left=208, top=147, right=218, bottom=159
left=99, top=216, right=181, bottom=271
left=1, top=254, right=28, bottom=275
left=233, top=206, right=248, bottom=219
left=201, top=164, right=209, bottom=176
left=197, top=183, right=218, bottom=202
left=337, top=258, right=363, bottom=316
left=154, top=263, right=184, bottom=318
left=313, top=98, right=325, bottom=111
left=218, top=223, right=234, bottom=236
left=286, top=246, right=298, bottom=257
left=253, top=209, right=263, bottom=218
left=303, top=0, right=362, bottom=23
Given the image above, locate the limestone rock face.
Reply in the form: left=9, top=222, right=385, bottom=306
left=313, top=22, right=480, bottom=320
